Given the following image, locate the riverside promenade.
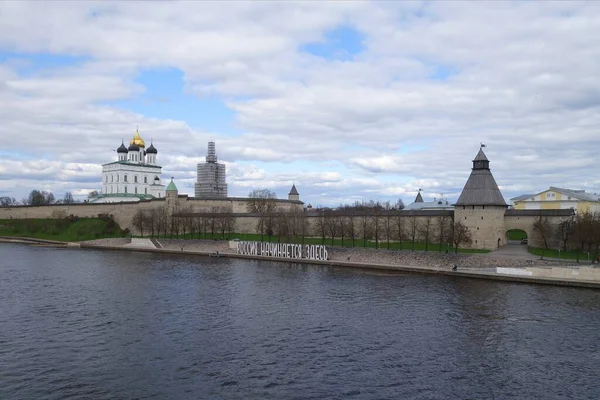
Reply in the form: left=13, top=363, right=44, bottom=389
left=2, top=236, right=599, bottom=289
left=75, top=238, right=600, bottom=289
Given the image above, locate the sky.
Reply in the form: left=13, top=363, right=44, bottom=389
left=1, top=1, right=600, bottom=206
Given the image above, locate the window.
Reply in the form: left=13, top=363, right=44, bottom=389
left=135, top=187, right=137, bottom=194
left=134, top=176, right=138, bottom=183
left=105, top=176, right=108, bottom=182
left=124, top=175, right=128, bottom=182
left=125, top=186, right=128, bottom=193
left=117, top=175, right=119, bottom=182
left=145, top=188, right=147, bottom=195
left=144, top=176, right=147, bottom=183
left=111, top=175, right=113, bottom=182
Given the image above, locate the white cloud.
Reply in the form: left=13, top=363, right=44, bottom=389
left=1, top=1, right=600, bottom=205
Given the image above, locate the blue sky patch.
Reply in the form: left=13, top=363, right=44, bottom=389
left=102, top=68, right=240, bottom=135
left=301, top=25, right=365, bottom=60
left=0, top=52, right=89, bottom=76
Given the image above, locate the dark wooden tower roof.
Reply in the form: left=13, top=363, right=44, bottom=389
left=455, top=148, right=507, bottom=207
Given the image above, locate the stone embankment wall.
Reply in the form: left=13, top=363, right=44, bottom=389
left=327, top=248, right=558, bottom=269
left=83, top=238, right=561, bottom=270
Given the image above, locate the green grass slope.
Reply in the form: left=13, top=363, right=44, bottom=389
left=0, top=217, right=127, bottom=242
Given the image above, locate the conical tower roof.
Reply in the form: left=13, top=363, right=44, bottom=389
left=166, top=178, right=178, bottom=192
left=414, top=191, right=424, bottom=203
left=289, top=184, right=299, bottom=196
left=455, top=147, right=507, bottom=207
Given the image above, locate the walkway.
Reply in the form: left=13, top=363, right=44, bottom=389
left=487, top=241, right=539, bottom=261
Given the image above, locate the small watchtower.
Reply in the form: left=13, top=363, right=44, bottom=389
left=288, top=184, right=300, bottom=201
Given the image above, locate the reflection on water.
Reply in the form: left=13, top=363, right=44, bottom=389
left=1, top=243, right=599, bottom=399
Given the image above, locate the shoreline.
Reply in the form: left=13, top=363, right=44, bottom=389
left=2, top=237, right=599, bottom=289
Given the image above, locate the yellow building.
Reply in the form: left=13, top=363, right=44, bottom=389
left=511, top=187, right=600, bottom=214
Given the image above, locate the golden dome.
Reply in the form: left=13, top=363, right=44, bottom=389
left=129, top=128, right=145, bottom=148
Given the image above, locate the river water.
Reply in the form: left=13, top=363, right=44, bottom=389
left=1, top=243, right=599, bottom=399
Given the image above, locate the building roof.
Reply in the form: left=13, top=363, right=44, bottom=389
left=166, top=178, right=178, bottom=192
left=414, top=191, right=424, bottom=203
left=455, top=148, right=507, bottom=207
left=130, top=128, right=145, bottom=148
left=117, top=142, right=128, bottom=153
left=473, top=148, right=489, bottom=162
left=548, top=187, right=600, bottom=202
left=509, top=194, right=534, bottom=202
left=146, top=142, right=157, bottom=154
left=511, top=187, right=600, bottom=203
left=404, top=200, right=454, bottom=210
left=289, top=184, right=299, bottom=195
left=102, top=161, right=162, bottom=169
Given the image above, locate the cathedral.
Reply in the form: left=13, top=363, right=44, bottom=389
left=92, top=129, right=165, bottom=203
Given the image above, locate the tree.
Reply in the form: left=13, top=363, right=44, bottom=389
left=0, top=197, right=18, bottom=207
left=131, top=209, right=146, bottom=237
left=63, top=192, right=75, bottom=204
left=346, top=215, right=357, bottom=248
left=394, top=214, right=406, bottom=250
left=325, top=212, right=338, bottom=246
left=532, top=215, right=553, bottom=256
left=451, top=221, right=472, bottom=254
left=436, top=215, right=451, bottom=252
left=418, top=216, right=433, bottom=252
left=26, top=190, right=55, bottom=206
left=315, top=209, right=328, bottom=244
left=246, top=189, right=278, bottom=241
left=556, top=217, right=574, bottom=252
left=407, top=215, right=419, bottom=251
left=395, top=198, right=405, bottom=210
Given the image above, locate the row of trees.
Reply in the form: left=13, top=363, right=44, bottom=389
left=243, top=190, right=471, bottom=252
left=1, top=190, right=77, bottom=207
left=533, top=211, right=600, bottom=261
left=128, top=190, right=472, bottom=252
left=131, top=206, right=236, bottom=239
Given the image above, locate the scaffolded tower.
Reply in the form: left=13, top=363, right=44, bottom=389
left=194, top=141, right=228, bottom=198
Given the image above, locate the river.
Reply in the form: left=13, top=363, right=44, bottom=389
left=1, top=243, right=599, bottom=399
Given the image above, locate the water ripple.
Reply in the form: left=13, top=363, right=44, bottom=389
left=1, top=243, right=599, bottom=399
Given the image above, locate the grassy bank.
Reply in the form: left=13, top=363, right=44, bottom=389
left=528, top=246, right=598, bottom=262
left=0, top=217, right=127, bottom=242
left=139, top=231, right=490, bottom=254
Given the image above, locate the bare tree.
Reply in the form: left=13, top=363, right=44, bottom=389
left=325, top=212, right=338, bottom=246
left=532, top=215, right=553, bottom=255
left=419, top=216, right=433, bottom=252
left=571, top=211, right=594, bottom=262
left=451, top=221, right=472, bottom=253
left=131, top=209, right=146, bottom=237
left=315, top=209, right=328, bottom=244
left=63, top=192, right=75, bottom=204
left=407, top=216, right=419, bottom=251
left=394, top=214, right=406, bottom=251
left=395, top=198, right=405, bottom=210
left=247, top=188, right=278, bottom=241
left=436, top=215, right=451, bottom=252
left=346, top=215, right=357, bottom=247
left=0, top=197, right=18, bottom=207
left=383, top=202, right=393, bottom=249
left=26, top=190, right=55, bottom=206
left=556, top=217, right=574, bottom=252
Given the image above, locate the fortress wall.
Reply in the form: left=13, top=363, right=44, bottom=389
left=0, top=197, right=303, bottom=234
